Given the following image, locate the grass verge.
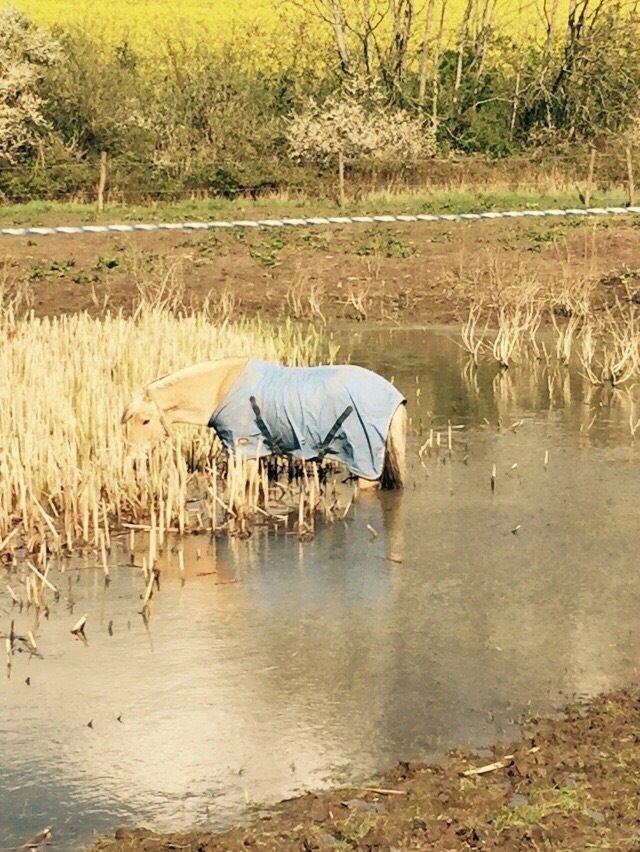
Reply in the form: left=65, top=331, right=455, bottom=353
left=0, top=188, right=631, bottom=227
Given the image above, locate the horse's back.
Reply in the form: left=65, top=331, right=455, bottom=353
left=212, top=360, right=405, bottom=480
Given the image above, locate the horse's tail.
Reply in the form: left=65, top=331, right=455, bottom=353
left=381, top=402, right=407, bottom=489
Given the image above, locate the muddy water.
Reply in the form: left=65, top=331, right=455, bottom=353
left=3, top=327, right=640, bottom=850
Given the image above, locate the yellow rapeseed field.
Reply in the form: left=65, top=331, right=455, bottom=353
left=15, top=0, right=566, bottom=66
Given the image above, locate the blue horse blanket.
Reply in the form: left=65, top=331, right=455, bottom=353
left=209, top=360, right=405, bottom=480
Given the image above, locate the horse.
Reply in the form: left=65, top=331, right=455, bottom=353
left=121, top=357, right=407, bottom=490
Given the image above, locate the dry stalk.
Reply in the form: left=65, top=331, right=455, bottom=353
left=552, top=311, right=582, bottom=366
left=346, top=289, right=369, bottom=321
left=579, top=305, right=640, bottom=387
left=0, top=286, right=332, bottom=551
left=459, top=304, right=488, bottom=366
left=491, top=300, right=541, bottom=369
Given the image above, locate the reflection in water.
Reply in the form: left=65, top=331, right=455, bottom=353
left=2, top=327, right=640, bottom=849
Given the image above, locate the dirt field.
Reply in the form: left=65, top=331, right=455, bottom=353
left=2, top=216, right=639, bottom=324
left=91, top=688, right=640, bottom=851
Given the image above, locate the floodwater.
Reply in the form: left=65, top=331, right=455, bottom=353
left=3, top=327, right=640, bottom=850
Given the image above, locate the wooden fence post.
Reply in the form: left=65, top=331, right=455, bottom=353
left=97, top=152, right=108, bottom=213
left=583, top=146, right=596, bottom=208
left=337, top=150, right=345, bottom=208
left=626, top=145, right=635, bottom=207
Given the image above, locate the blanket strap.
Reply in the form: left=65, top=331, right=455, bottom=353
left=249, top=396, right=283, bottom=454
left=316, top=405, right=354, bottom=460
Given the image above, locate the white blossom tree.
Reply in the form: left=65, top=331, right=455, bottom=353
left=287, top=79, right=435, bottom=206
left=0, top=6, right=60, bottom=163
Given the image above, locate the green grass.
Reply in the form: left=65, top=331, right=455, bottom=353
left=0, top=189, right=632, bottom=228
left=354, top=232, right=419, bottom=258
left=491, top=786, right=588, bottom=831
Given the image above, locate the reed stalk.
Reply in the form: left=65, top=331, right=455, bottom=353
left=0, top=294, right=332, bottom=551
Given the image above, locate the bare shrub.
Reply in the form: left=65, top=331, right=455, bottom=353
left=287, top=77, right=435, bottom=204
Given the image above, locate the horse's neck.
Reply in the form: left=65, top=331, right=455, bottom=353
left=147, top=358, right=249, bottom=426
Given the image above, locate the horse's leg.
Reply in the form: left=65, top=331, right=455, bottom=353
left=380, top=403, right=407, bottom=489
left=227, top=454, right=261, bottom=509
left=244, top=457, right=260, bottom=503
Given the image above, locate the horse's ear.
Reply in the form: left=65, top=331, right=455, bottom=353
left=121, top=394, right=142, bottom=424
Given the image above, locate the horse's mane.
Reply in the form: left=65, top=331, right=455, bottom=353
left=147, top=357, right=245, bottom=392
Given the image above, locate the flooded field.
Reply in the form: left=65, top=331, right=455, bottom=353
left=3, top=327, right=640, bottom=850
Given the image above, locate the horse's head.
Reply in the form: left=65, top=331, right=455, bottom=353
left=121, top=391, right=169, bottom=448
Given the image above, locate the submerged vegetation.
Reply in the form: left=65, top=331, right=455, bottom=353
left=460, top=277, right=640, bottom=388
left=0, top=280, right=355, bottom=562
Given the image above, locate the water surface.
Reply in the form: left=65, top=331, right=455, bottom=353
left=2, top=327, right=640, bottom=849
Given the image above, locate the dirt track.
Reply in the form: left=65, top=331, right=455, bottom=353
left=3, top=216, right=639, bottom=322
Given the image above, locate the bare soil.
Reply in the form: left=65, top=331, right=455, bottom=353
left=91, top=687, right=640, bottom=851
left=3, top=216, right=640, bottom=323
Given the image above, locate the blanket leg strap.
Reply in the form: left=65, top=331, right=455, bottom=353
left=249, top=396, right=283, bottom=454
left=316, top=405, right=354, bottom=460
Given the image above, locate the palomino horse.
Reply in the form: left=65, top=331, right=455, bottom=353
left=121, top=357, right=407, bottom=489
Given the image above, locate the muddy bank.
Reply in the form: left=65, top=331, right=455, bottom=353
left=2, top=217, right=640, bottom=323
left=91, top=687, right=640, bottom=851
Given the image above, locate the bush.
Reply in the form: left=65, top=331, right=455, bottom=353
left=287, top=78, right=435, bottom=203
left=0, top=6, right=60, bottom=163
